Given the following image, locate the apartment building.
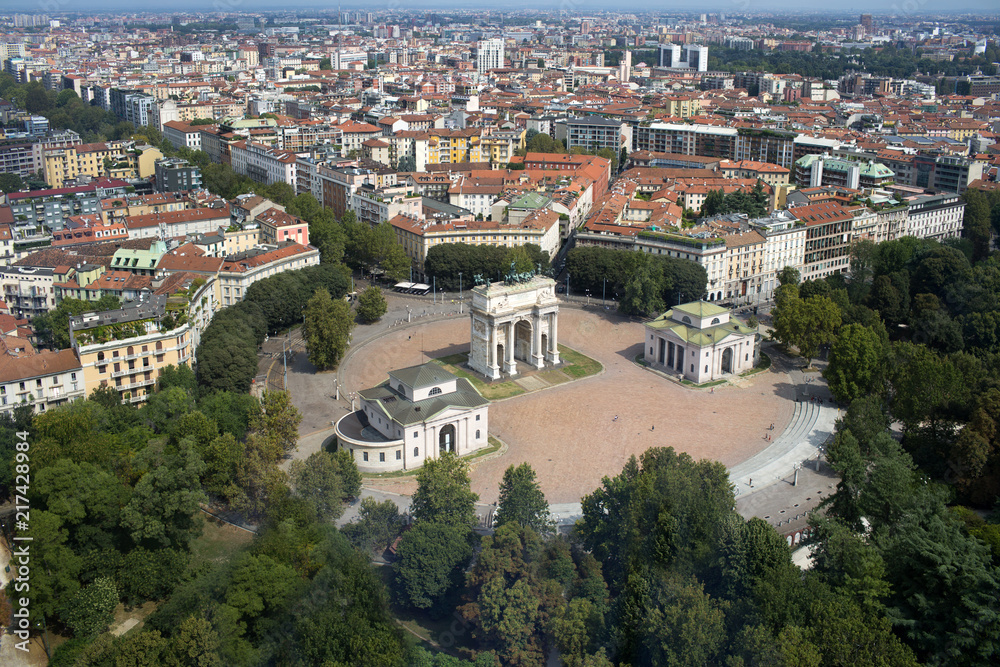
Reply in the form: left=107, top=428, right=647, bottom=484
left=632, top=123, right=738, bottom=162
left=0, top=266, right=57, bottom=319
left=8, top=180, right=129, bottom=230
left=905, top=193, right=964, bottom=241
left=161, top=120, right=203, bottom=151
left=124, top=207, right=231, bottom=240
left=389, top=208, right=561, bottom=280
left=350, top=183, right=422, bottom=226
left=790, top=202, right=854, bottom=282
left=229, top=140, right=297, bottom=186
left=0, top=349, right=84, bottom=415
left=69, top=295, right=193, bottom=406
left=750, top=210, right=806, bottom=300
left=257, top=207, right=309, bottom=246
left=556, top=116, right=629, bottom=153
left=217, top=243, right=320, bottom=307
left=154, top=158, right=203, bottom=193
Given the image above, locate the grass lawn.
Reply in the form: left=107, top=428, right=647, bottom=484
left=189, top=514, right=255, bottom=571
left=538, top=369, right=571, bottom=385
left=741, top=352, right=772, bottom=377
left=431, top=346, right=601, bottom=397
left=681, top=378, right=728, bottom=388
left=431, top=353, right=525, bottom=400
left=559, top=345, right=602, bottom=378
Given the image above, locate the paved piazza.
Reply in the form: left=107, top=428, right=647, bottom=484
left=338, top=306, right=794, bottom=505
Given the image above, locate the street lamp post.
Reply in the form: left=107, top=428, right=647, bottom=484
left=459, top=272, right=463, bottom=300
left=565, top=273, right=570, bottom=298
left=603, top=277, right=606, bottom=307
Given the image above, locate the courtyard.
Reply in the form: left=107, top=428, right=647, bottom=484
left=287, top=300, right=796, bottom=505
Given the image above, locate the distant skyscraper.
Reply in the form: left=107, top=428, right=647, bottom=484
left=476, top=38, right=505, bottom=72
left=659, top=43, right=707, bottom=72
left=658, top=44, right=681, bottom=68
left=860, top=14, right=874, bottom=33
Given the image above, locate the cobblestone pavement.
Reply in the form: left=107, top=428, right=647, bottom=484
left=336, top=304, right=795, bottom=505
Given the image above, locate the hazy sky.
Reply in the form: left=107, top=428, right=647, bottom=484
left=2, top=2, right=998, bottom=14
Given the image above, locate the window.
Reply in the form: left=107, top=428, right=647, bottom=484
left=71, top=373, right=76, bottom=381
left=363, top=452, right=368, bottom=461
left=414, top=447, right=419, bottom=456
left=690, top=364, right=694, bottom=372
left=413, top=431, right=418, bottom=438
left=476, top=430, right=481, bottom=439
left=711, top=317, right=720, bottom=324
left=705, top=365, right=708, bottom=372
left=746, top=353, right=749, bottom=361
left=429, top=386, right=442, bottom=396
left=476, top=414, right=481, bottom=421
left=396, top=450, right=401, bottom=460
left=379, top=452, right=385, bottom=462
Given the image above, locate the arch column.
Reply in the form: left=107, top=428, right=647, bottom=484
left=546, top=311, right=560, bottom=364
left=531, top=312, right=544, bottom=368
left=503, top=321, right=516, bottom=375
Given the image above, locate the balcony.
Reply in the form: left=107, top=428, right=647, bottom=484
left=117, top=378, right=156, bottom=391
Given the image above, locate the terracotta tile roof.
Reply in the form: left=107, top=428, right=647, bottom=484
left=0, top=348, right=81, bottom=384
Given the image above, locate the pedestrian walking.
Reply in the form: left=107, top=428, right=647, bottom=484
left=651, top=425, right=655, bottom=431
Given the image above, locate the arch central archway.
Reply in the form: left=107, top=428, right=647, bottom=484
left=514, top=320, right=532, bottom=362
left=439, top=423, right=456, bottom=454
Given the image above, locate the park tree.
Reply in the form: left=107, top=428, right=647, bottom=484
left=197, top=390, right=261, bottom=441
left=963, top=189, right=993, bottom=263
left=8, top=510, right=82, bottom=623
left=342, top=497, right=406, bottom=553
left=356, top=286, right=387, bottom=323
left=777, top=266, right=800, bottom=287
left=195, top=332, right=259, bottom=393
left=303, top=288, right=354, bottom=370
left=250, top=390, right=302, bottom=461
left=394, top=521, right=474, bottom=612
left=410, top=452, right=479, bottom=528
left=120, top=441, right=207, bottom=550
left=772, top=294, right=842, bottom=365
left=61, top=577, right=118, bottom=639
left=494, top=463, right=552, bottom=533
left=638, top=574, right=727, bottom=667
left=461, top=523, right=547, bottom=666
left=952, top=388, right=1000, bottom=505
left=620, top=255, right=664, bottom=317
left=880, top=508, right=1000, bottom=665
left=824, top=323, right=888, bottom=404
left=702, top=189, right=725, bottom=217
left=0, top=172, right=23, bottom=193
left=289, top=451, right=350, bottom=521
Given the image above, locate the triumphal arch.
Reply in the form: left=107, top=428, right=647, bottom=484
left=468, top=270, right=560, bottom=380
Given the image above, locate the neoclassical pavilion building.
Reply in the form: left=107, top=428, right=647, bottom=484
left=335, top=363, right=489, bottom=473
left=644, top=301, right=757, bottom=383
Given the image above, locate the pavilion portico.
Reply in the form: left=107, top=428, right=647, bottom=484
left=644, top=301, right=757, bottom=384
